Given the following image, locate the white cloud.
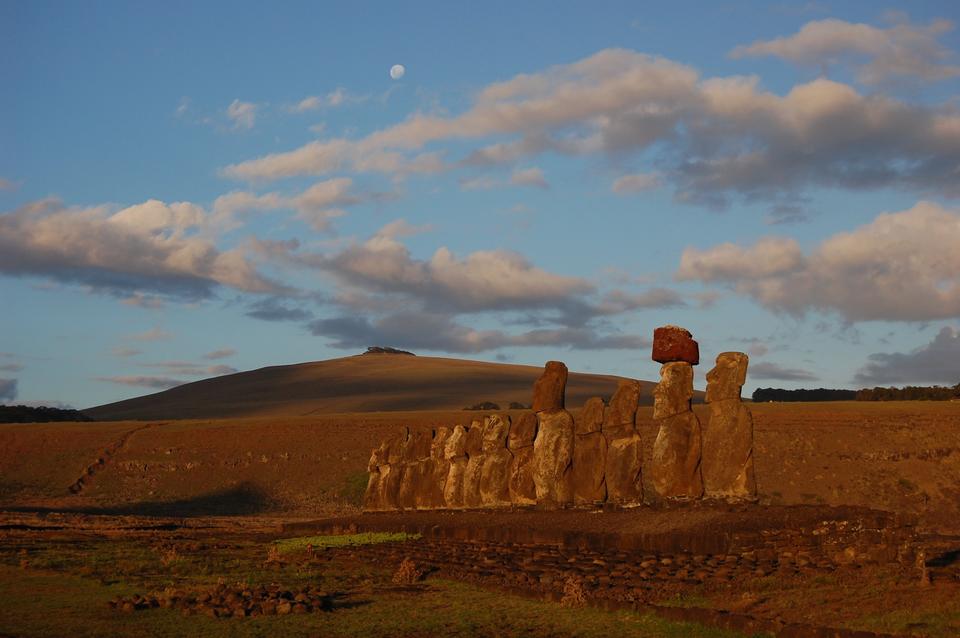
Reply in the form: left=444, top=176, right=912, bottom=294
left=175, top=96, right=190, bottom=117
left=111, top=347, right=142, bottom=357
left=291, top=88, right=358, bottom=113
left=677, top=201, right=960, bottom=322
left=612, top=172, right=661, bottom=194
left=227, top=99, right=258, bottom=130
left=0, top=198, right=285, bottom=300
left=731, top=17, right=960, bottom=85
left=510, top=167, right=548, bottom=189
left=221, top=48, right=960, bottom=205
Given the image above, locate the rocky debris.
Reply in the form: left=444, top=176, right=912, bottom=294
left=532, top=361, right=567, bottom=412
left=703, top=353, right=756, bottom=500
left=109, top=583, right=333, bottom=618
left=443, top=425, right=468, bottom=508
left=532, top=409, right=574, bottom=507
left=508, top=412, right=537, bottom=505
left=652, top=325, right=699, bottom=365
left=364, top=346, right=415, bottom=356
left=479, top=415, right=512, bottom=507
left=651, top=362, right=703, bottom=500
left=392, top=558, right=425, bottom=584
left=462, top=421, right=485, bottom=508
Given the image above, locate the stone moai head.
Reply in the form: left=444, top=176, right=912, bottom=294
left=431, top=426, right=451, bottom=460
left=532, top=360, right=568, bottom=412
left=444, top=425, right=468, bottom=460
left=482, top=414, right=510, bottom=452
left=653, top=362, right=694, bottom=420
left=705, top=352, right=749, bottom=403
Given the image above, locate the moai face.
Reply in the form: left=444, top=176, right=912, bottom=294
left=705, top=352, right=749, bottom=403
left=653, top=362, right=694, bottom=420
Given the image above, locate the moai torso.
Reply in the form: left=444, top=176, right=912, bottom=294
left=702, top=352, right=757, bottom=500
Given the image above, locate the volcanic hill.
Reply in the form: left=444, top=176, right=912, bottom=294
left=85, top=352, right=661, bottom=420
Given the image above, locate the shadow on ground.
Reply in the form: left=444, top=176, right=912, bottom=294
left=3, top=483, right=274, bottom=518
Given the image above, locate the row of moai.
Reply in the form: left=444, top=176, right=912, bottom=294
left=363, top=325, right=757, bottom=511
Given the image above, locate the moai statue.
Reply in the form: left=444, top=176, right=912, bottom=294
left=702, top=352, right=757, bottom=500
left=602, top=381, right=644, bottom=505
left=462, top=420, right=485, bottom=508
left=397, top=428, right=432, bottom=510
left=573, top=397, right=607, bottom=505
left=362, top=443, right=385, bottom=511
left=416, top=426, right=450, bottom=509
left=443, top=425, right=469, bottom=508
left=378, top=427, right=408, bottom=510
left=650, top=326, right=704, bottom=500
left=508, top=412, right=537, bottom=505
left=532, top=361, right=574, bottom=508
left=479, top=414, right=513, bottom=507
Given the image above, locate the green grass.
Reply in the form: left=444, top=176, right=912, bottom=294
left=274, top=532, right=420, bottom=554
left=0, top=558, right=748, bottom=638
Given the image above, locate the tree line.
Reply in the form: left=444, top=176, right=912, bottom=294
left=752, top=384, right=960, bottom=402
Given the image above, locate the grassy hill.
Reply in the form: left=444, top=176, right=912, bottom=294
left=85, top=353, right=657, bottom=420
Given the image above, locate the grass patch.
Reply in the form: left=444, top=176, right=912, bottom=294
left=341, top=471, right=369, bottom=506
left=274, top=532, right=420, bottom=554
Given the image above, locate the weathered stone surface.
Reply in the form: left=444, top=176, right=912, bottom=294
left=602, top=381, right=640, bottom=439
left=508, top=412, right=537, bottom=448
left=652, top=325, right=699, bottom=365
left=507, top=413, right=536, bottom=505
left=417, top=427, right=450, bottom=509
left=651, top=412, right=703, bottom=499
left=397, top=429, right=432, bottom=510
left=532, top=410, right=574, bottom=507
left=703, top=402, right=756, bottom=499
left=653, top=362, right=694, bottom=420
left=508, top=446, right=536, bottom=505
left=532, top=361, right=568, bottom=412
left=651, top=362, right=702, bottom=499
left=703, top=352, right=756, bottom=500
left=362, top=446, right=382, bottom=510
left=572, top=431, right=606, bottom=505
left=443, top=425, right=468, bottom=508
left=462, top=421, right=485, bottom=508
left=479, top=415, right=512, bottom=507
left=385, top=427, right=408, bottom=465
left=378, top=463, right=401, bottom=510
left=576, top=397, right=605, bottom=435
left=605, top=434, right=643, bottom=504
left=705, top=352, right=748, bottom=402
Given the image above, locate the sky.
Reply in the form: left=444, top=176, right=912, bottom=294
left=3, top=1, right=960, bottom=409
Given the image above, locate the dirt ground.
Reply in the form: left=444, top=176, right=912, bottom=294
left=2, top=402, right=958, bottom=533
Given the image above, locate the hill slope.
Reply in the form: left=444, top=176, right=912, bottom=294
left=85, top=353, right=657, bottom=420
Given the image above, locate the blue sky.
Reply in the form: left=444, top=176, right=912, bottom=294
left=3, top=1, right=960, bottom=408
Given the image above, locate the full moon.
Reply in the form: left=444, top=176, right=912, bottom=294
left=390, top=64, right=405, bottom=80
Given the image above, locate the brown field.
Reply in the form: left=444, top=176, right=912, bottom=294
left=2, top=401, right=959, bottom=532
left=3, top=358, right=960, bottom=637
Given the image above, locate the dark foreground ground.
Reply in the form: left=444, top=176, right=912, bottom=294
left=1, top=505, right=958, bottom=638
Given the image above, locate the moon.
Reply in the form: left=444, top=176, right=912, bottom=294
left=390, top=64, right=405, bottom=80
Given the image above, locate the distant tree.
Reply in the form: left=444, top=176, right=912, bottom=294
left=751, top=388, right=857, bottom=402
left=464, top=401, right=500, bottom=411
left=855, top=384, right=959, bottom=401
left=0, top=405, right=92, bottom=423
